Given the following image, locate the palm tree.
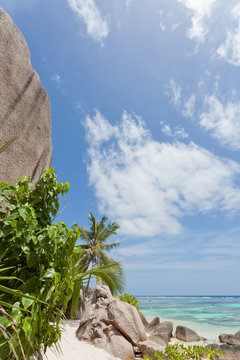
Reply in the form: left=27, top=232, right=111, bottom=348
left=73, top=212, right=123, bottom=294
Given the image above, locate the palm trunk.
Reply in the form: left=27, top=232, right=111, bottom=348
left=85, top=274, right=92, bottom=295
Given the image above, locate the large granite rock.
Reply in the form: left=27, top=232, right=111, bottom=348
left=175, top=325, right=204, bottom=342
left=76, top=285, right=147, bottom=359
left=0, top=8, right=52, bottom=184
left=94, top=324, right=135, bottom=360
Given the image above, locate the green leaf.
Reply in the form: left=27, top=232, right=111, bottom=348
left=19, top=208, right=29, bottom=221
left=43, top=268, right=55, bottom=279
left=23, top=317, right=31, bottom=334
left=22, top=296, right=34, bottom=310
left=54, top=272, right=61, bottom=285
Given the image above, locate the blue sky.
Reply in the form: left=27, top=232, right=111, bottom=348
left=2, top=0, right=240, bottom=295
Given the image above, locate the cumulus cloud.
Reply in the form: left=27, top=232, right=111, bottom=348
left=67, top=0, right=109, bottom=44
left=177, top=0, right=217, bottom=42
left=200, top=95, right=240, bottom=150
left=84, top=111, right=240, bottom=237
left=217, top=3, right=240, bottom=66
left=160, top=122, right=189, bottom=139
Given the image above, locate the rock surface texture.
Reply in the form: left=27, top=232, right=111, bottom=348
left=175, top=325, right=204, bottom=342
left=208, top=343, right=240, bottom=360
left=138, top=340, right=166, bottom=360
left=0, top=8, right=52, bottom=184
left=76, top=285, right=147, bottom=360
left=219, top=331, right=240, bottom=346
left=149, top=321, right=173, bottom=344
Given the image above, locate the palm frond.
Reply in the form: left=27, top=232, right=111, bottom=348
left=74, top=262, right=125, bottom=295
left=101, top=242, right=120, bottom=251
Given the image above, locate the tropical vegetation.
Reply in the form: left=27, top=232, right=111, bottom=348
left=118, top=293, right=139, bottom=311
left=143, top=344, right=222, bottom=360
left=0, top=168, right=124, bottom=358
left=73, top=213, right=123, bottom=294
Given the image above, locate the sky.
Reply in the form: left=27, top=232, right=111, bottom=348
left=1, top=0, right=240, bottom=295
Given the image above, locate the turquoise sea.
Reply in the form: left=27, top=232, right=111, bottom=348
left=138, top=296, right=240, bottom=342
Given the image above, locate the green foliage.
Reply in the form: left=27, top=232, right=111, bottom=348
left=118, top=293, right=139, bottom=311
left=143, top=344, right=222, bottom=360
left=73, top=212, right=124, bottom=295
left=0, top=169, right=80, bottom=359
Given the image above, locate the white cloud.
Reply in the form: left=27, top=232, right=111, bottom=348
left=200, top=95, right=240, bottom=150
left=217, top=3, right=240, bottom=66
left=51, top=73, right=61, bottom=86
left=85, top=111, right=240, bottom=237
left=161, top=123, right=172, bottom=137
left=174, top=126, right=189, bottom=139
left=67, top=0, right=109, bottom=44
left=182, top=94, right=196, bottom=118
left=177, top=0, right=217, bottom=42
left=167, top=78, right=181, bottom=105
left=160, top=23, right=166, bottom=31
left=160, top=122, right=189, bottom=139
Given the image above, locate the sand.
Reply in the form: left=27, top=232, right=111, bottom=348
left=42, top=318, right=223, bottom=359
left=42, top=321, right=120, bottom=360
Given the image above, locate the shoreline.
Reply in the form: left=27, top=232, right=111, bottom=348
left=143, top=313, right=239, bottom=344
left=41, top=317, right=239, bottom=360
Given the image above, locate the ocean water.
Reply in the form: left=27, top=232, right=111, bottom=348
left=138, top=296, right=240, bottom=342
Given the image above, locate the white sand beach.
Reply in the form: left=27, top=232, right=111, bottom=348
left=42, top=321, right=120, bottom=360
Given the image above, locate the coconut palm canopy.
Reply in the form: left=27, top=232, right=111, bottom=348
left=73, top=213, right=124, bottom=293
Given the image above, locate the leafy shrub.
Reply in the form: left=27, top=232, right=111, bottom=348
left=143, top=344, right=222, bottom=360
left=0, top=169, right=80, bottom=359
left=118, top=293, right=139, bottom=311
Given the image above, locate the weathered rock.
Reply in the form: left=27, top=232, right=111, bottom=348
left=139, top=311, right=148, bottom=327
left=219, top=334, right=240, bottom=346
left=138, top=340, right=167, bottom=360
left=151, top=321, right=173, bottom=343
left=175, top=325, right=203, bottom=342
left=108, top=299, right=147, bottom=345
left=148, top=334, right=167, bottom=346
left=0, top=8, right=52, bottom=184
left=145, top=317, right=160, bottom=333
left=207, top=343, right=240, bottom=360
left=94, top=324, right=135, bottom=360
left=76, top=285, right=147, bottom=359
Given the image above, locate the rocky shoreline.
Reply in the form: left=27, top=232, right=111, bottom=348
left=75, top=285, right=240, bottom=360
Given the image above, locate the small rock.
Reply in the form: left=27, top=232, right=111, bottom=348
left=151, top=321, right=173, bottom=343
left=175, top=325, right=203, bottom=342
left=138, top=340, right=166, bottom=360
left=219, top=334, right=240, bottom=346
